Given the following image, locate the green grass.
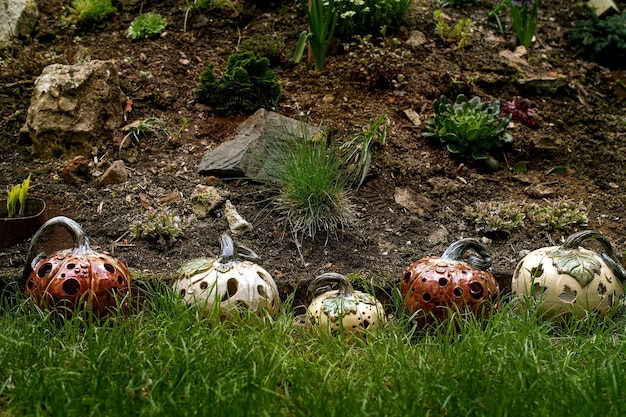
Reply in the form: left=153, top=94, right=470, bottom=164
left=1, top=284, right=626, bottom=417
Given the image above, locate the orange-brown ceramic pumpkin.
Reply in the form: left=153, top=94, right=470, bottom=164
left=401, top=238, right=499, bottom=325
left=23, top=216, right=132, bottom=317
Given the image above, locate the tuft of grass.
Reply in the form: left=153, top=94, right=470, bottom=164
left=127, top=12, right=167, bottom=41
left=259, top=132, right=356, bottom=244
left=118, top=117, right=168, bottom=155
left=1, top=285, right=626, bottom=416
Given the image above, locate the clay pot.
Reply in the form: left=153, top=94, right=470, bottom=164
left=305, top=272, right=386, bottom=336
left=511, top=230, right=626, bottom=320
left=23, top=216, right=132, bottom=317
left=401, top=238, right=500, bottom=325
left=0, top=198, right=47, bottom=249
left=173, top=234, right=280, bottom=318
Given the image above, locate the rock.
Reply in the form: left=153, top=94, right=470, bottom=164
left=20, top=60, right=125, bottom=159
left=0, top=0, right=39, bottom=43
left=525, top=183, right=554, bottom=198
left=403, top=109, right=421, bottom=127
left=499, top=46, right=529, bottom=66
left=99, top=160, right=128, bottom=186
left=190, top=185, right=225, bottom=219
left=427, top=227, right=449, bottom=246
left=587, top=0, right=620, bottom=17
left=224, top=200, right=252, bottom=236
left=394, top=188, right=437, bottom=216
left=516, top=75, right=569, bottom=95
left=61, top=155, right=90, bottom=185
left=197, top=108, right=319, bottom=180
left=406, top=30, right=427, bottom=49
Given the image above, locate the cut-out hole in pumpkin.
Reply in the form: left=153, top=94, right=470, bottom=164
left=221, top=278, right=239, bottom=302
left=403, top=272, right=411, bottom=283
left=453, top=287, right=463, bottom=297
left=438, top=277, right=448, bottom=287
left=469, top=282, right=484, bottom=300
left=104, top=263, right=115, bottom=273
left=423, top=292, right=431, bottom=302
left=62, top=278, right=81, bottom=296
left=199, top=281, right=208, bottom=290
left=37, top=263, right=53, bottom=278
left=258, top=285, right=267, bottom=298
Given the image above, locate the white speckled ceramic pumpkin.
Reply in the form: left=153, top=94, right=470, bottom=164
left=511, top=230, right=626, bottom=320
left=173, top=234, right=280, bottom=318
left=305, top=273, right=386, bottom=336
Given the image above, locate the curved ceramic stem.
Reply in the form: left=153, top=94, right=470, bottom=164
left=218, top=233, right=237, bottom=264
left=563, top=230, right=626, bottom=283
left=22, top=216, right=92, bottom=284
left=306, top=272, right=354, bottom=304
left=441, top=238, right=492, bottom=271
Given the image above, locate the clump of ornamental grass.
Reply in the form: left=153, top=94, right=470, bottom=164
left=127, top=12, right=167, bottom=41
left=423, top=94, right=513, bottom=170
left=257, top=132, right=356, bottom=245
left=62, top=0, right=116, bottom=26
left=345, top=34, right=411, bottom=89
left=118, top=117, right=168, bottom=155
left=195, top=52, right=282, bottom=115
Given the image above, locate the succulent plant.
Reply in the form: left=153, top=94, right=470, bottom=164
left=423, top=94, right=513, bottom=169
left=503, top=97, right=538, bottom=127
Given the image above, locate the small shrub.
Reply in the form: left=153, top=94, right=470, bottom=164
left=423, top=94, right=513, bottom=169
left=194, top=52, right=282, bottom=115
left=131, top=207, right=190, bottom=248
left=333, top=0, right=413, bottom=39
left=345, top=34, right=411, bottom=89
left=434, top=9, right=472, bottom=49
left=127, top=13, right=167, bottom=41
left=526, top=199, right=588, bottom=232
left=240, top=34, right=285, bottom=65
left=63, top=0, right=116, bottom=25
left=566, top=9, right=626, bottom=68
left=503, top=97, right=538, bottom=127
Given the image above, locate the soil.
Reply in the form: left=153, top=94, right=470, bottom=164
left=1, top=0, right=625, bottom=307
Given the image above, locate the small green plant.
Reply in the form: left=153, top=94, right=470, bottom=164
left=465, top=199, right=588, bottom=233
left=293, top=0, right=337, bottom=71
left=119, top=117, right=167, bottom=155
left=63, top=0, right=116, bottom=26
left=464, top=201, right=527, bottom=234
left=490, top=0, right=538, bottom=49
left=127, top=12, right=167, bottom=41
left=345, top=34, right=412, bottom=89
left=434, top=10, right=472, bottom=49
left=260, top=133, right=356, bottom=244
left=5, top=175, right=31, bottom=218
left=333, top=0, right=413, bottom=39
left=340, top=114, right=389, bottom=190
left=240, top=34, right=285, bottom=65
left=423, top=94, right=513, bottom=169
left=566, top=9, right=626, bottom=68
left=131, top=206, right=190, bottom=247
left=526, top=198, right=588, bottom=232
left=195, top=52, right=282, bottom=115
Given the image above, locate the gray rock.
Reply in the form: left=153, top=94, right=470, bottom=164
left=197, top=108, right=318, bottom=180
left=405, top=30, right=427, bottom=49
left=0, top=0, right=39, bottom=43
left=20, top=60, right=125, bottom=159
left=427, top=227, right=450, bottom=246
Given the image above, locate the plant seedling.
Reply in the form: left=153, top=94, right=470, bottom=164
left=6, top=175, right=31, bottom=218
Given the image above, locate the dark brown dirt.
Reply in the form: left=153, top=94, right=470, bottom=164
left=1, top=0, right=625, bottom=307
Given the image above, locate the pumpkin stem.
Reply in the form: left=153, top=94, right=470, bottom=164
left=217, top=233, right=260, bottom=265
left=441, top=238, right=492, bottom=271
left=307, top=272, right=354, bottom=304
left=22, top=216, right=92, bottom=287
left=562, top=230, right=626, bottom=283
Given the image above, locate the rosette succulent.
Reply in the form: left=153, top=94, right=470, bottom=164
left=423, top=94, right=513, bottom=169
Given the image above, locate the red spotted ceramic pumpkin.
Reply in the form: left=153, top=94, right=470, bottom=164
left=401, top=238, right=500, bottom=325
left=23, top=216, right=132, bottom=317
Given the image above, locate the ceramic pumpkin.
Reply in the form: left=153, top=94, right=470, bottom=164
left=23, top=216, right=132, bottom=317
left=511, top=230, right=626, bottom=320
left=401, top=238, right=500, bottom=325
left=305, top=272, right=386, bottom=335
left=173, top=233, right=280, bottom=318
